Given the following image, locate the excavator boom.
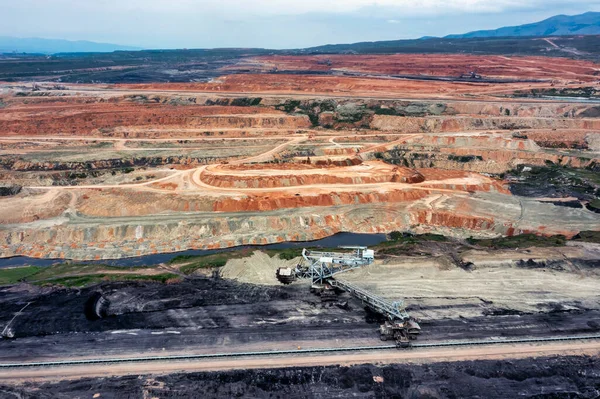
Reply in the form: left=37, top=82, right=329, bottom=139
left=276, top=246, right=420, bottom=347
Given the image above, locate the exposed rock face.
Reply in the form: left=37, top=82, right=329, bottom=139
left=264, top=97, right=600, bottom=129
left=1, top=156, right=219, bottom=171
left=212, top=189, right=434, bottom=212
left=375, top=133, right=599, bottom=174
left=586, top=132, right=600, bottom=151
left=402, top=134, right=541, bottom=152
left=76, top=190, right=216, bottom=217
left=1, top=190, right=71, bottom=224
left=201, top=172, right=399, bottom=188
left=199, top=162, right=425, bottom=189
left=0, top=185, right=21, bottom=196
left=1, top=192, right=596, bottom=260
left=0, top=103, right=310, bottom=137
left=322, top=147, right=358, bottom=156
left=371, top=115, right=600, bottom=132
left=447, top=101, right=600, bottom=118
left=1, top=64, right=599, bottom=261
left=524, top=130, right=595, bottom=149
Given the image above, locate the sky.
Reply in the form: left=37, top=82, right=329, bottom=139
left=1, top=0, right=600, bottom=49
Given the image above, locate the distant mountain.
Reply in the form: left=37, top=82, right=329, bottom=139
left=0, top=36, right=142, bottom=54
left=446, top=11, right=600, bottom=39
left=303, top=35, right=600, bottom=59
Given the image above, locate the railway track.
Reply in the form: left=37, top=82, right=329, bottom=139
left=2, top=334, right=599, bottom=369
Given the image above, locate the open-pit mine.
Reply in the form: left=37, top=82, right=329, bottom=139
left=1, top=52, right=600, bottom=396
left=1, top=55, right=600, bottom=259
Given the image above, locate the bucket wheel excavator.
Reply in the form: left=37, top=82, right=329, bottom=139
left=276, top=247, right=421, bottom=347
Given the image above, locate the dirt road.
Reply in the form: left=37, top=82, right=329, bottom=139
left=2, top=340, right=599, bottom=382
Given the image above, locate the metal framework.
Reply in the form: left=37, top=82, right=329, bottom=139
left=282, top=246, right=409, bottom=321
left=294, top=246, right=374, bottom=284
left=330, top=279, right=410, bottom=321
left=276, top=245, right=419, bottom=346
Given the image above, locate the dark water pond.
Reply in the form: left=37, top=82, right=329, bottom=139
left=0, top=232, right=387, bottom=268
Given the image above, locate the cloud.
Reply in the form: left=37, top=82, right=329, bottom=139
left=10, top=0, right=599, bottom=16
left=0, top=0, right=599, bottom=48
left=199, top=0, right=599, bottom=16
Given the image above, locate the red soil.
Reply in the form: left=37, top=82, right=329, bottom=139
left=200, top=163, right=425, bottom=189
left=116, top=74, right=563, bottom=99
left=435, top=147, right=596, bottom=168
left=411, top=209, right=495, bottom=231
left=213, top=189, right=433, bottom=212
left=524, top=130, right=591, bottom=148
left=0, top=102, right=308, bottom=137
left=115, top=54, right=600, bottom=98
left=218, top=161, right=362, bottom=171
left=323, top=148, right=359, bottom=156
left=250, top=54, right=600, bottom=82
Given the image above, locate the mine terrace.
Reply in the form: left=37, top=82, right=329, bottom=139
left=0, top=54, right=599, bottom=259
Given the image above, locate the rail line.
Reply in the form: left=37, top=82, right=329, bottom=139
left=2, top=334, right=599, bottom=369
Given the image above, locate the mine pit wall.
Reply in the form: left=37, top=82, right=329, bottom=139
left=370, top=115, right=600, bottom=133
left=74, top=176, right=506, bottom=217
left=200, top=172, right=397, bottom=188
left=132, top=95, right=600, bottom=119
left=1, top=194, right=597, bottom=260
left=404, top=135, right=541, bottom=151
left=4, top=94, right=600, bottom=137
left=524, top=131, right=599, bottom=149
left=444, top=102, right=600, bottom=118
left=378, top=135, right=600, bottom=174
left=0, top=156, right=233, bottom=172
left=109, top=129, right=304, bottom=140
left=198, top=170, right=425, bottom=188
left=256, top=97, right=600, bottom=126
left=378, top=145, right=599, bottom=174
left=0, top=110, right=312, bottom=137
left=1, top=191, right=72, bottom=224
left=212, top=189, right=434, bottom=212
left=322, top=148, right=358, bottom=156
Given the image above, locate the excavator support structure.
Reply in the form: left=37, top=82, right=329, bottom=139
left=276, top=246, right=420, bottom=347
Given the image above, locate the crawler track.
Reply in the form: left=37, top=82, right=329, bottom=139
left=2, top=334, right=599, bottom=369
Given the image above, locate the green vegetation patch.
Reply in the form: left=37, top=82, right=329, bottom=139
left=0, top=266, right=43, bottom=285
left=266, top=248, right=303, bottom=260
left=171, top=250, right=252, bottom=275
left=276, top=100, right=326, bottom=127
left=230, top=97, right=262, bottom=107
left=28, top=263, right=147, bottom=281
left=374, top=232, right=448, bottom=256
left=372, top=106, right=400, bottom=116
left=179, top=258, right=228, bottom=275
left=378, top=232, right=445, bottom=247
left=37, top=273, right=178, bottom=288
left=387, top=231, right=447, bottom=243
left=515, top=87, right=599, bottom=99
left=573, top=230, right=600, bottom=244
left=171, top=246, right=343, bottom=275
left=588, top=199, right=600, bottom=212
left=89, top=141, right=114, bottom=149
left=0, top=262, right=173, bottom=288
left=467, top=234, right=567, bottom=249
left=448, top=154, right=484, bottom=163
left=276, top=100, right=302, bottom=113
